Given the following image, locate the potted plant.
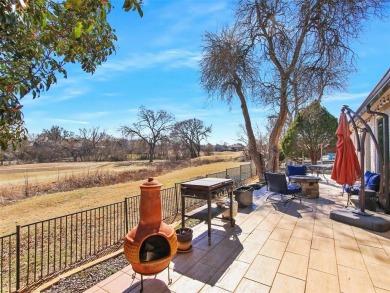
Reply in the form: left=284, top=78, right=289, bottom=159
left=175, top=227, right=193, bottom=252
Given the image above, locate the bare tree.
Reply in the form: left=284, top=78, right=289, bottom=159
left=203, top=143, right=214, bottom=156
left=171, top=118, right=212, bottom=158
left=77, top=126, right=107, bottom=161
left=128, top=138, right=149, bottom=159
left=42, top=126, right=74, bottom=142
left=120, top=106, right=175, bottom=162
left=234, top=0, right=387, bottom=172
left=95, top=135, right=127, bottom=161
left=236, top=123, right=268, bottom=163
left=200, top=26, right=266, bottom=180
left=31, top=125, right=75, bottom=162
left=154, top=136, right=172, bottom=160
left=289, top=60, right=350, bottom=122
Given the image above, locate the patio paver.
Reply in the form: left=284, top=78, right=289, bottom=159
left=82, top=181, right=390, bottom=293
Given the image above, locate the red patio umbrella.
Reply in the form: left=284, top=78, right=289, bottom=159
left=331, top=112, right=361, bottom=186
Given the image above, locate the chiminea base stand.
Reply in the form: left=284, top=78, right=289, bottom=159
left=132, top=266, right=172, bottom=292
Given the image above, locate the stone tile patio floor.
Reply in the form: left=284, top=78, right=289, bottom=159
left=85, top=180, right=390, bottom=293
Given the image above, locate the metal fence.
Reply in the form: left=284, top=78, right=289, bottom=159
left=0, top=162, right=255, bottom=292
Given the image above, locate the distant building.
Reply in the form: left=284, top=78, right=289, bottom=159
left=214, top=143, right=245, bottom=152
left=230, top=143, right=246, bottom=152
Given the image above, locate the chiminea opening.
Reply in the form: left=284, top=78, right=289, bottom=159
left=140, top=235, right=170, bottom=262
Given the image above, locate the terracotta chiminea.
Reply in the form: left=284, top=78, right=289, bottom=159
left=124, top=177, right=177, bottom=275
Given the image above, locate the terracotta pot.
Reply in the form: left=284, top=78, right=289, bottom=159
left=176, top=228, right=193, bottom=251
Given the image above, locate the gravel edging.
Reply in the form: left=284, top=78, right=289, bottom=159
left=41, top=253, right=129, bottom=293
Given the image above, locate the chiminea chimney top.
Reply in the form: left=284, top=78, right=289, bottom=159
left=140, top=177, right=162, bottom=188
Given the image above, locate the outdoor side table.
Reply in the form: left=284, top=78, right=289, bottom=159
left=307, top=164, right=333, bottom=183
left=289, top=175, right=321, bottom=198
left=180, top=178, right=235, bottom=246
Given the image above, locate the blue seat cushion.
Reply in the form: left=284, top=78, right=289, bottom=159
left=363, top=171, right=375, bottom=186
left=344, top=171, right=380, bottom=194
left=367, top=174, right=380, bottom=191
left=286, top=184, right=302, bottom=194
left=287, top=165, right=307, bottom=177
left=344, top=184, right=360, bottom=195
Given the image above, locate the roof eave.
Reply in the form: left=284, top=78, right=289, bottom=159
left=356, top=68, right=390, bottom=115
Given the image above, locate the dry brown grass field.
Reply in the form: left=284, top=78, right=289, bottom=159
left=0, top=152, right=245, bottom=235
left=0, top=161, right=149, bottom=187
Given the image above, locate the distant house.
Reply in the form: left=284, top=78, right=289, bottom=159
left=230, top=143, right=246, bottom=152
left=214, top=143, right=246, bottom=152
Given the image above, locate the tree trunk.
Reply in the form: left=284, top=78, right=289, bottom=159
left=309, top=148, right=321, bottom=164
left=234, top=82, right=265, bottom=181
left=195, top=144, right=201, bottom=157
left=268, top=86, right=289, bottom=173
left=149, top=144, right=155, bottom=162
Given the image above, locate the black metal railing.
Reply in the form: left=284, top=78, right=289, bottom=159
left=18, top=201, right=126, bottom=291
left=0, top=162, right=255, bottom=292
left=0, top=233, right=17, bottom=293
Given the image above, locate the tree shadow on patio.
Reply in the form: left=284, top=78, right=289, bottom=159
left=269, top=199, right=315, bottom=219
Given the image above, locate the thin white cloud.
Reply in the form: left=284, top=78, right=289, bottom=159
left=98, top=49, right=201, bottom=75
left=324, top=92, right=370, bottom=102
left=103, top=92, right=120, bottom=97
left=187, top=1, right=229, bottom=17
left=151, top=1, right=230, bottom=46
left=123, top=108, right=140, bottom=113
left=22, top=76, right=89, bottom=105
left=56, top=88, right=88, bottom=102
left=49, top=118, right=89, bottom=125
left=78, top=112, right=110, bottom=119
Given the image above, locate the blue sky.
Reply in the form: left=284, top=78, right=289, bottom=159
left=22, top=0, right=390, bottom=145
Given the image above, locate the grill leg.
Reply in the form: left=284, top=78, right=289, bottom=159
left=140, top=274, right=144, bottom=292
left=207, top=196, right=211, bottom=246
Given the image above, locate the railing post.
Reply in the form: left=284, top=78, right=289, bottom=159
left=124, top=198, right=129, bottom=233
left=16, top=225, right=21, bottom=291
left=175, top=183, right=180, bottom=214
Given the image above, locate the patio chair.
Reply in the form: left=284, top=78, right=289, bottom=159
left=286, top=165, right=307, bottom=181
left=343, top=171, right=380, bottom=206
left=264, top=172, right=303, bottom=205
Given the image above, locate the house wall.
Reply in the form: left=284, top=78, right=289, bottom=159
left=350, top=69, right=390, bottom=212
left=353, top=86, right=390, bottom=174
